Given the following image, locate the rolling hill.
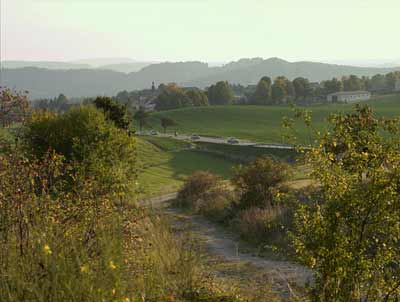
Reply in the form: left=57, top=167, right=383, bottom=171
left=2, top=58, right=400, bottom=99
left=148, top=94, right=400, bottom=144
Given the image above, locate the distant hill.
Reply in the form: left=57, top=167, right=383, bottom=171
left=1, top=58, right=400, bottom=99
left=2, top=61, right=91, bottom=70
left=97, top=62, right=156, bottom=73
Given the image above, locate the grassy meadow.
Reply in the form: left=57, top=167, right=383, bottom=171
left=137, top=137, right=237, bottom=196
left=137, top=136, right=308, bottom=196
left=148, top=94, right=400, bottom=144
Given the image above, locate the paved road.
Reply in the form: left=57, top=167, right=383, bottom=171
left=139, top=132, right=294, bottom=150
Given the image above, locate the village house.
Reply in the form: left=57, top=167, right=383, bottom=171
left=327, top=91, right=371, bottom=103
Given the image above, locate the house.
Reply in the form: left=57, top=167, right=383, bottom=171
left=327, top=91, right=371, bottom=103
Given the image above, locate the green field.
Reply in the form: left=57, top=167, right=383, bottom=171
left=136, top=136, right=309, bottom=196
left=137, top=137, right=238, bottom=196
left=148, top=94, right=400, bottom=144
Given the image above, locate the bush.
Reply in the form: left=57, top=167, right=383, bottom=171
left=232, top=156, right=291, bottom=209
left=23, top=106, right=137, bottom=202
left=235, top=206, right=291, bottom=245
left=176, top=171, right=233, bottom=221
left=0, top=151, right=131, bottom=301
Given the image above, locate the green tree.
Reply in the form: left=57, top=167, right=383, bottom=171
left=160, top=117, right=177, bottom=133
left=186, top=89, right=209, bottom=106
left=252, top=76, right=272, bottom=104
left=23, top=106, right=137, bottom=194
left=322, top=78, right=343, bottom=95
left=93, top=96, right=130, bottom=130
left=342, top=75, right=365, bottom=91
left=369, top=74, right=387, bottom=91
left=155, top=83, right=190, bottom=111
left=133, top=108, right=150, bottom=131
left=293, top=77, right=312, bottom=101
left=271, top=77, right=288, bottom=103
left=207, top=81, right=234, bottom=105
left=385, top=72, right=400, bottom=91
left=291, top=105, right=400, bottom=302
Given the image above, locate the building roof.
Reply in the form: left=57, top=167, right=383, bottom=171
left=328, top=91, right=370, bottom=96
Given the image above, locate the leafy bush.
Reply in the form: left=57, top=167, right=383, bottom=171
left=232, top=156, right=291, bottom=209
left=23, top=106, right=137, bottom=202
left=0, top=151, right=131, bottom=301
left=235, top=206, right=291, bottom=246
left=93, top=96, right=130, bottom=130
left=176, top=171, right=233, bottom=221
left=292, top=105, right=400, bottom=301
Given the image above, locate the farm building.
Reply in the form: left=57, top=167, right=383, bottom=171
left=327, top=91, right=371, bottom=103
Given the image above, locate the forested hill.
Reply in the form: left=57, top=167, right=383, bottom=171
left=2, top=58, right=399, bottom=99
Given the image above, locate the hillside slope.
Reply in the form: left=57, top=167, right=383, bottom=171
left=150, top=94, right=400, bottom=143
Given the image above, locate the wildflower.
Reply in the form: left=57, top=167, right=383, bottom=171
left=124, top=298, right=130, bottom=302
left=109, top=260, right=117, bottom=270
left=43, top=244, right=52, bottom=255
left=112, top=288, right=116, bottom=295
left=80, top=264, right=89, bottom=273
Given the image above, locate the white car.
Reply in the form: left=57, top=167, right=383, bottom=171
left=227, top=137, right=239, bottom=144
left=190, top=134, right=201, bottom=140
left=150, top=130, right=159, bottom=136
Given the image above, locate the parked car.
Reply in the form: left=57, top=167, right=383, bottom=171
left=190, top=134, right=201, bottom=140
left=227, top=137, right=239, bottom=144
left=150, top=130, right=159, bottom=136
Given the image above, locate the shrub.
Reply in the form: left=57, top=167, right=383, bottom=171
left=93, top=96, right=130, bottom=130
left=176, top=171, right=233, bottom=221
left=292, top=105, right=400, bottom=301
left=232, top=156, right=291, bottom=209
left=235, top=206, right=291, bottom=245
left=23, top=106, right=137, bottom=202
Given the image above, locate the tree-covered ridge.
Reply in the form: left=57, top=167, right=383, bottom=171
left=3, top=58, right=400, bottom=99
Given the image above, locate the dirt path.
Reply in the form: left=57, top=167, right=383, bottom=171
left=142, top=193, right=312, bottom=299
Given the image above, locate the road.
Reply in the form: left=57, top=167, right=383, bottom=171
left=139, top=132, right=295, bottom=150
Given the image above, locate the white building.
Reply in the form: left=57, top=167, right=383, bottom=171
left=327, top=91, right=371, bottom=103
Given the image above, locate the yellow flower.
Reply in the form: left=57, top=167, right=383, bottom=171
left=80, top=264, right=89, bottom=273
left=124, top=298, right=130, bottom=302
left=112, top=288, right=116, bottom=295
left=43, top=244, right=52, bottom=255
left=109, top=260, right=117, bottom=270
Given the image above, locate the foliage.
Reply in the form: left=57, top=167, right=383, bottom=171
left=235, top=206, right=290, bottom=245
left=148, top=94, right=400, bottom=144
left=251, top=77, right=272, bottom=105
left=93, top=96, right=131, bottom=130
left=0, top=151, right=133, bottom=301
left=232, top=156, right=291, bottom=209
left=34, top=94, right=71, bottom=113
left=160, top=117, right=177, bottom=133
left=321, top=78, right=343, bottom=95
left=176, top=171, right=233, bottom=221
left=291, top=105, right=400, bottom=302
left=133, top=108, right=150, bottom=131
left=185, top=89, right=209, bottom=107
left=0, top=88, right=30, bottom=127
left=293, top=77, right=312, bottom=101
left=342, top=74, right=365, bottom=91
left=23, top=106, right=137, bottom=199
left=207, top=81, right=234, bottom=105
left=155, top=83, right=190, bottom=111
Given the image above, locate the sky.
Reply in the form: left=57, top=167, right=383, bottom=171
left=1, top=0, right=400, bottom=64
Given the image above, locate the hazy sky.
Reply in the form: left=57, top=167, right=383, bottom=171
left=1, top=0, right=400, bottom=63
